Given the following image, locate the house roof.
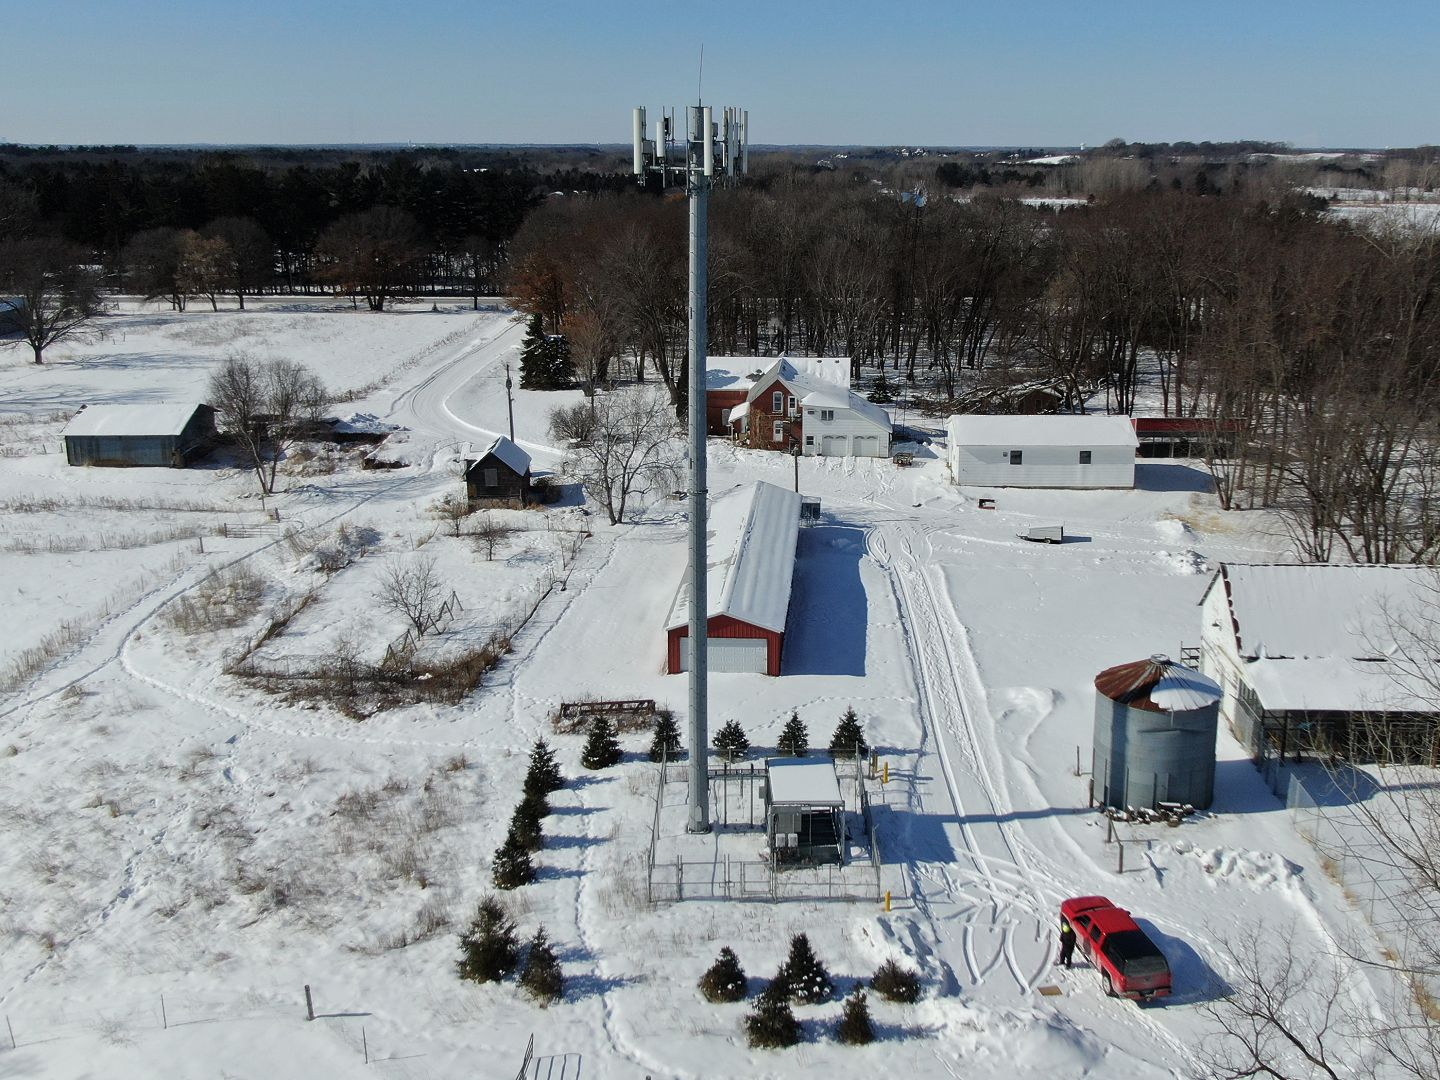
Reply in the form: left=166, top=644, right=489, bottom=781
left=468, top=434, right=530, bottom=476
left=1205, top=563, right=1440, bottom=713
left=706, top=355, right=770, bottom=392
left=946, top=414, right=1139, bottom=448
left=63, top=403, right=211, bottom=439
left=666, top=480, right=801, bottom=634
left=766, top=758, right=844, bottom=806
left=800, top=387, right=893, bottom=433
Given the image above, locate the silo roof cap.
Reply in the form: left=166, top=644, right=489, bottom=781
left=1095, top=654, right=1222, bottom=713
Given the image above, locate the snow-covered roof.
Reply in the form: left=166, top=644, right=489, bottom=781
left=63, top=403, right=210, bottom=439
left=706, top=355, right=769, bottom=392
left=800, top=387, right=893, bottom=434
left=728, top=400, right=750, bottom=422
left=468, top=434, right=530, bottom=476
left=765, top=758, right=844, bottom=806
left=665, top=481, right=801, bottom=633
left=946, top=414, right=1139, bottom=448
left=1207, top=564, right=1440, bottom=714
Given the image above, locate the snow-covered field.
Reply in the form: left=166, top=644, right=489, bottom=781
left=0, top=300, right=1421, bottom=1078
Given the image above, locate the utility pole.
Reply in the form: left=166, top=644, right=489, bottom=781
left=504, top=362, right=515, bottom=442
left=634, top=101, right=748, bottom=835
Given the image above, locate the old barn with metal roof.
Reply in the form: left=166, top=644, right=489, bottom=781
left=665, top=480, right=801, bottom=676
left=63, top=403, right=217, bottom=468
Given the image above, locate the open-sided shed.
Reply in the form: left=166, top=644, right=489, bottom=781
left=63, top=403, right=217, bottom=467
left=764, top=758, right=845, bottom=867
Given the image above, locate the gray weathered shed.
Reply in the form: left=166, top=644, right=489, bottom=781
left=464, top=435, right=531, bottom=504
left=63, top=403, right=218, bottom=468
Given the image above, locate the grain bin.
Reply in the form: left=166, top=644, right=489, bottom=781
left=1093, top=654, right=1222, bottom=811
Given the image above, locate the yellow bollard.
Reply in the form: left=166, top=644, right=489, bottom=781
left=883, top=761, right=889, bottom=785
left=884, top=890, right=892, bottom=912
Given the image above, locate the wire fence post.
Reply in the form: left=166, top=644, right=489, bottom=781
left=161, top=993, right=167, bottom=1030
left=6, top=1015, right=15, bottom=1050
left=304, top=984, right=315, bottom=1021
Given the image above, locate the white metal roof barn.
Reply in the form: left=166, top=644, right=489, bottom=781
left=946, top=414, right=1138, bottom=488
left=665, top=480, right=801, bottom=676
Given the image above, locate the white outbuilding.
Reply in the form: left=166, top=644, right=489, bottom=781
left=946, top=414, right=1138, bottom=488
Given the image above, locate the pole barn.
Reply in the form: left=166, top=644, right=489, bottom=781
left=665, top=481, right=800, bottom=677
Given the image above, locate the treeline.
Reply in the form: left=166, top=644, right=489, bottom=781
left=508, top=181, right=1440, bottom=563
left=0, top=147, right=632, bottom=298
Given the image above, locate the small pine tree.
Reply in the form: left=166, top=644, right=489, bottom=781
left=580, top=715, right=623, bottom=770
left=518, top=926, right=565, bottom=1006
left=698, top=946, right=748, bottom=1003
left=455, top=897, right=519, bottom=984
left=779, top=933, right=833, bottom=1005
left=518, top=313, right=551, bottom=389
left=649, top=714, right=683, bottom=763
left=509, top=797, right=544, bottom=853
left=829, top=707, right=868, bottom=758
left=744, top=978, right=802, bottom=1049
left=869, top=370, right=895, bottom=404
left=546, top=334, right=574, bottom=389
left=491, top=828, right=536, bottom=890
left=519, top=785, right=551, bottom=822
left=870, top=958, right=921, bottom=1004
left=835, top=987, right=875, bottom=1045
left=777, top=711, right=809, bottom=757
left=713, top=719, right=750, bottom=762
left=524, top=738, right=564, bottom=798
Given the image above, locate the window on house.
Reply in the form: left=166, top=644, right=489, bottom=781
left=805, top=435, right=814, bottom=446
left=483, top=468, right=498, bottom=487
left=772, top=421, right=785, bottom=442
left=772, top=391, right=784, bottom=413
left=1009, top=450, right=1023, bottom=465
left=787, top=395, right=797, bottom=415
left=1079, top=450, right=1093, bottom=465
left=820, top=409, right=835, bottom=422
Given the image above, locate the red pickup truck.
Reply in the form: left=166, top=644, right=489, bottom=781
left=1061, top=896, right=1172, bottom=1002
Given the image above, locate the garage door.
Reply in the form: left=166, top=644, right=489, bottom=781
left=853, top=435, right=880, bottom=457
left=675, top=636, right=769, bottom=674
left=821, top=435, right=847, bottom=456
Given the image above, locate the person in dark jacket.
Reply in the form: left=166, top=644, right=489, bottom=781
left=1058, top=918, right=1077, bottom=968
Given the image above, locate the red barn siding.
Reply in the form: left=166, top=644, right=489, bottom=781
left=667, top=615, right=784, bottom=676
left=706, top=389, right=749, bottom=435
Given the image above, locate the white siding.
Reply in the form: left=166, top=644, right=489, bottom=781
left=1199, top=577, right=1247, bottom=734
left=947, top=442, right=1134, bottom=488
left=802, top=405, right=891, bottom=457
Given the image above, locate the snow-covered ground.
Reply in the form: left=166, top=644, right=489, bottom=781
left=0, top=300, right=1421, bottom=1078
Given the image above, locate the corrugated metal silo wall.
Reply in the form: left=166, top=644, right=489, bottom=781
left=1092, top=694, right=1219, bottom=810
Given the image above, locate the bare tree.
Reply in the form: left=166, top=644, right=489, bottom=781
left=125, top=227, right=188, bottom=310
left=177, top=231, right=231, bottom=312
left=471, top=514, right=517, bottom=560
left=316, top=206, right=426, bottom=312
left=433, top=494, right=471, bottom=537
left=203, top=217, right=273, bottom=310
left=376, top=554, right=443, bottom=635
left=549, top=388, right=680, bottom=526
left=0, top=237, right=102, bottom=365
left=207, top=353, right=328, bottom=494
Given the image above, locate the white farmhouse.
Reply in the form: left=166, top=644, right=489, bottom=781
left=1198, top=563, right=1440, bottom=764
left=946, top=414, right=1138, bottom=488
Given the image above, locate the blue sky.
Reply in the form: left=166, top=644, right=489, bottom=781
left=4, top=0, right=1437, bottom=147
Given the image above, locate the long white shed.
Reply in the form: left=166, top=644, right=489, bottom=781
left=946, top=414, right=1138, bottom=489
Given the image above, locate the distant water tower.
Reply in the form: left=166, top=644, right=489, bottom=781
left=1092, top=654, right=1222, bottom=811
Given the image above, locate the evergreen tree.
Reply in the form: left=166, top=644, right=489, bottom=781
left=835, top=987, right=875, bottom=1045
left=510, top=796, right=544, bottom=853
left=649, top=714, right=683, bottom=763
left=491, top=827, right=536, bottom=890
left=778, top=933, right=833, bottom=1005
left=868, top=369, right=895, bottom=404
left=547, top=333, right=574, bottom=389
left=829, top=707, right=868, bottom=758
left=698, top=946, right=748, bottom=1003
left=870, top=958, right=922, bottom=1003
left=519, top=926, right=564, bottom=1006
left=518, top=313, right=551, bottom=389
left=713, top=719, right=750, bottom=762
left=455, top=897, right=519, bottom=984
left=777, top=711, right=809, bottom=757
left=744, top=978, right=802, bottom=1049
left=580, top=715, right=623, bottom=770
left=524, top=738, right=564, bottom=798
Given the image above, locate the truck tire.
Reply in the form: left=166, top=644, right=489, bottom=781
left=1102, top=972, right=1116, bottom=997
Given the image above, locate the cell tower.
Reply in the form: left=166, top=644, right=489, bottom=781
left=633, top=102, right=749, bottom=834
